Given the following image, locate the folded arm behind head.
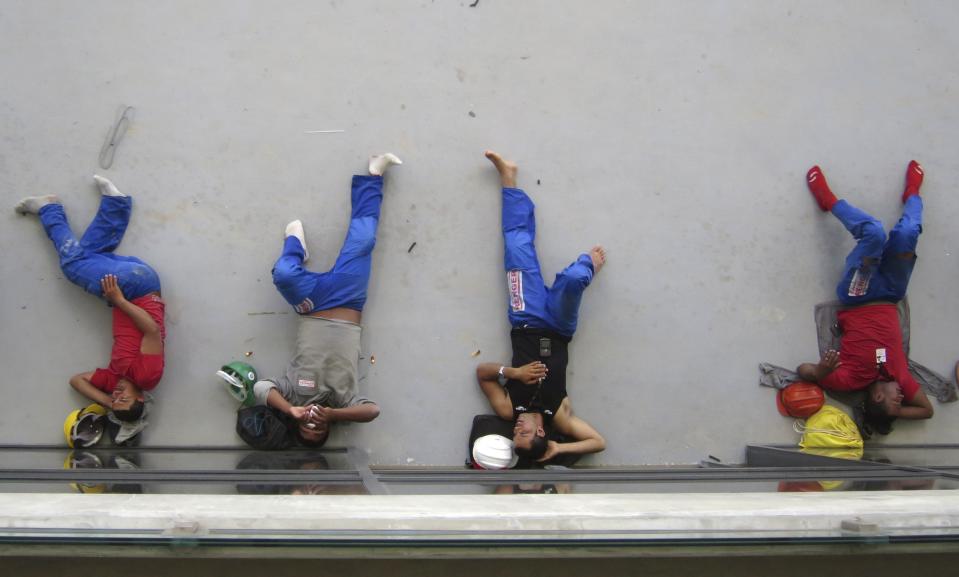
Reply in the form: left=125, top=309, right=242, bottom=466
left=69, top=372, right=113, bottom=409
left=862, top=381, right=933, bottom=437
left=542, top=398, right=606, bottom=462
left=900, top=388, right=933, bottom=420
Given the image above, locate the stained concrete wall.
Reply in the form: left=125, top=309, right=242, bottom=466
left=1, top=1, right=958, bottom=466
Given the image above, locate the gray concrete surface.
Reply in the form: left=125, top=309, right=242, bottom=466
left=2, top=1, right=958, bottom=466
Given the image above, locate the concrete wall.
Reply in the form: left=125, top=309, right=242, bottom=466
left=2, top=1, right=958, bottom=466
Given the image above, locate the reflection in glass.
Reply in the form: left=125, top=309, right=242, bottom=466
left=234, top=451, right=367, bottom=495
left=64, top=449, right=144, bottom=494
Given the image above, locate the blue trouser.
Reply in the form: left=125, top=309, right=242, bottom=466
left=272, top=175, right=383, bottom=314
left=832, top=196, right=922, bottom=305
left=38, top=196, right=161, bottom=300
left=502, top=187, right=594, bottom=337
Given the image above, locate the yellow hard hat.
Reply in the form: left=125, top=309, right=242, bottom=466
left=63, top=450, right=106, bottom=494
left=63, top=404, right=108, bottom=449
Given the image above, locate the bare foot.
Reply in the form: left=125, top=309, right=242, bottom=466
left=14, top=195, right=59, bottom=215
left=485, top=150, right=518, bottom=188
left=589, top=245, right=606, bottom=273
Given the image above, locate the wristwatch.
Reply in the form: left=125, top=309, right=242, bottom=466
left=497, top=366, right=508, bottom=386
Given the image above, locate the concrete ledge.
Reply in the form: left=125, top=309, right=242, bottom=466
left=1, top=491, right=959, bottom=558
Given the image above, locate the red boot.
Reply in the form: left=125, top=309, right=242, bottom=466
left=807, top=166, right=838, bottom=212
left=903, top=160, right=923, bottom=203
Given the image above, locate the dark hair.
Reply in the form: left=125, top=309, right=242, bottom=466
left=112, top=400, right=145, bottom=423
left=860, top=395, right=896, bottom=438
left=296, top=427, right=330, bottom=448
left=514, top=433, right=548, bottom=461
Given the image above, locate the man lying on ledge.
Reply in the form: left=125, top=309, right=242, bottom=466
left=797, top=161, right=933, bottom=436
left=475, top=151, right=605, bottom=463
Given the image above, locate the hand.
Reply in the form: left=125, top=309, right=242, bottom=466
left=100, top=274, right=125, bottom=305
left=514, top=361, right=548, bottom=385
left=818, top=349, right=841, bottom=373
left=537, top=440, right=561, bottom=462
left=306, top=404, right=334, bottom=425
left=289, top=406, right=310, bottom=423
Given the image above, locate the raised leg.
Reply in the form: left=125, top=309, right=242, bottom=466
left=501, top=186, right=549, bottom=329
left=330, top=175, right=383, bottom=276
left=544, top=256, right=593, bottom=337
left=322, top=175, right=387, bottom=311
left=273, top=174, right=387, bottom=314
left=544, top=247, right=604, bottom=337
left=85, top=175, right=160, bottom=298
left=19, top=181, right=157, bottom=300
left=486, top=151, right=551, bottom=329
left=79, top=195, right=132, bottom=254
left=830, top=200, right=887, bottom=304
left=272, top=234, right=320, bottom=314
left=38, top=204, right=106, bottom=296
left=876, top=195, right=923, bottom=301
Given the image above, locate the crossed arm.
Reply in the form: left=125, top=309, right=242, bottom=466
left=475, top=361, right=546, bottom=420
left=265, top=388, right=380, bottom=424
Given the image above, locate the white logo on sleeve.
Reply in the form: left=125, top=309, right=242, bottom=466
left=294, top=297, right=315, bottom=314
left=847, top=268, right=872, bottom=297
left=508, top=270, right=525, bottom=312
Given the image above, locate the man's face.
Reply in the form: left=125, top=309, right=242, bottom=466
left=111, top=379, right=143, bottom=411
left=873, top=381, right=904, bottom=416
left=513, top=413, right=543, bottom=450
left=298, top=421, right=329, bottom=444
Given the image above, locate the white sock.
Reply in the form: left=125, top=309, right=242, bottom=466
left=285, top=219, right=309, bottom=262
left=14, top=195, right=59, bottom=215
left=369, top=153, right=403, bottom=176
left=93, top=174, right=125, bottom=197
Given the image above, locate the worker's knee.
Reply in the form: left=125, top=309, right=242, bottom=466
left=860, top=219, right=887, bottom=246
left=348, top=234, right=376, bottom=257
left=271, top=256, right=304, bottom=287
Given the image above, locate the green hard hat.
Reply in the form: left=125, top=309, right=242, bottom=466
left=216, top=361, right=258, bottom=406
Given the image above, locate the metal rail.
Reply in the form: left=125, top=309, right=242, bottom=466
left=1, top=444, right=958, bottom=489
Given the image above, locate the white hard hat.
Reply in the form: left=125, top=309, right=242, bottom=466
left=472, top=434, right=519, bottom=469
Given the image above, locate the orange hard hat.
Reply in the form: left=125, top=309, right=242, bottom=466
left=777, top=381, right=825, bottom=418
left=778, top=480, right=825, bottom=492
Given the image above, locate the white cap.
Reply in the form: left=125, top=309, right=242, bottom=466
left=215, top=369, right=248, bottom=403
left=472, top=434, right=519, bottom=469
